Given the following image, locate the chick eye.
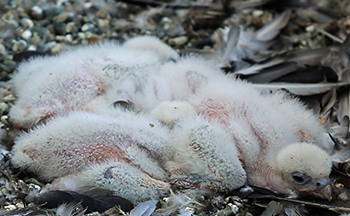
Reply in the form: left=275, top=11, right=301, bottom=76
left=292, top=171, right=311, bottom=184
left=112, top=100, right=134, bottom=110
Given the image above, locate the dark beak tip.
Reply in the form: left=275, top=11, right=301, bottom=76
left=317, top=185, right=332, bottom=202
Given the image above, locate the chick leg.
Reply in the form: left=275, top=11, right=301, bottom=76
left=170, top=121, right=246, bottom=192
left=43, top=159, right=170, bottom=204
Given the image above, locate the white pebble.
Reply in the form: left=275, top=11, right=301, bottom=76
left=21, top=29, right=32, bottom=40
left=168, top=36, right=187, bottom=46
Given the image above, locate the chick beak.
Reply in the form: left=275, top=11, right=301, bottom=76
left=300, top=178, right=332, bottom=201
left=316, top=184, right=332, bottom=202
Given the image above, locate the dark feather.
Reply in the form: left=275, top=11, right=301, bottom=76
left=232, top=48, right=330, bottom=76
left=234, top=0, right=311, bottom=10
left=13, top=51, right=50, bottom=63
left=35, top=190, right=134, bottom=213
left=284, top=48, right=330, bottom=67
left=244, top=62, right=298, bottom=83
left=342, top=34, right=350, bottom=62
left=253, top=82, right=350, bottom=96
left=272, top=66, right=338, bottom=83
left=1, top=206, right=56, bottom=216
left=228, top=185, right=282, bottom=199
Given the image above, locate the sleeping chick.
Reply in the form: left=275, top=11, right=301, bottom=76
left=11, top=110, right=174, bottom=204
left=187, top=77, right=332, bottom=200
left=9, top=36, right=178, bottom=129
left=12, top=104, right=247, bottom=203
left=11, top=111, right=171, bottom=182
left=149, top=99, right=331, bottom=200
left=129, top=56, right=227, bottom=113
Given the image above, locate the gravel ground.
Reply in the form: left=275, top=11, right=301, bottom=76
left=1, top=0, right=350, bottom=215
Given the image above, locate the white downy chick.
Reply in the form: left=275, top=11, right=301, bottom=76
left=150, top=101, right=246, bottom=192
left=101, top=36, right=182, bottom=112
left=189, top=77, right=332, bottom=200
left=9, top=36, right=178, bottom=129
left=9, top=44, right=154, bottom=128
left=11, top=111, right=171, bottom=182
left=12, top=110, right=172, bottom=203
left=130, top=56, right=228, bottom=113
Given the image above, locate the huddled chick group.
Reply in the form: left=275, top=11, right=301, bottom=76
left=9, top=36, right=333, bottom=207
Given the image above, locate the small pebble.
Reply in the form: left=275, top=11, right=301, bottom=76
left=84, top=2, right=92, bottom=9
left=30, top=5, right=43, bottom=20
left=160, top=17, right=173, bottom=30
left=30, top=32, right=41, bottom=45
left=0, top=44, right=7, bottom=56
left=66, top=22, right=78, bottom=34
left=306, top=25, right=315, bottom=32
left=55, top=12, right=69, bottom=23
left=3, top=94, right=16, bottom=102
left=227, top=203, right=239, bottom=214
left=87, top=33, right=101, bottom=44
left=6, top=19, right=19, bottom=28
left=98, top=19, right=110, bottom=29
left=20, top=18, right=34, bottom=29
left=50, top=43, right=62, bottom=54
left=65, top=34, right=73, bottom=42
left=0, top=64, right=10, bottom=73
left=12, top=40, right=27, bottom=52
left=81, top=23, right=95, bottom=32
left=78, top=32, right=86, bottom=39
left=97, top=8, right=108, bottom=18
left=0, top=186, right=9, bottom=195
left=2, top=10, right=17, bottom=23
left=4, top=204, right=16, bottom=211
left=55, top=35, right=66, bottom=41
left=54, top=22, right=67, bottom=35
left=21, top=29, right=32, bottom=40
left=14, top=200, right=24, bottom=209
left=168, top=36, right=187, bottom=46
left=3, top=60, right=16, bottom=71
left=165, top=26, right=186, bottom=37
left=27, top=44, right=37, bottom=51
left=253, top=10, right=264, bottom=17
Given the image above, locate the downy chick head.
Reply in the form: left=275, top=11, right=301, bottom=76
left=276, top=143, right=332, bottom=200
left=123, top=35, right=179, bottom=62
left=150, top=101, right=197, bottom=125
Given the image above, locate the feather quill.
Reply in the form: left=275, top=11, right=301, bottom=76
left=255, top=10, right=291, bottom=41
